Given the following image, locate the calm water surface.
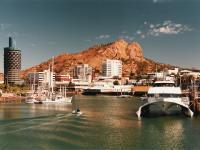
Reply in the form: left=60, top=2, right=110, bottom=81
left=0, top=95, right=200, bottom=150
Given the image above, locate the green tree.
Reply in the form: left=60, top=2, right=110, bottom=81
left=68, top=81, right=75, bottom=87
left=113, top=80, right=120, bottom=85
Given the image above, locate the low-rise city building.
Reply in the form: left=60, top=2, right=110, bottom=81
left=55, top=74, right=71, bottom=82
left=28, top=69, right=55, bottom=89
left=167, top=68, right=179, bottom=75
left=73, top=64, right=93, bottom=83
left=180, top=70, right=200, bottom=78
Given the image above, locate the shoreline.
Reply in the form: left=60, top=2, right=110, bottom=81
left=0, top=96, right=26, bottom=104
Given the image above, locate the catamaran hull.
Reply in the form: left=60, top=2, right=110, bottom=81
left=136, top=98, right=193, bottom=119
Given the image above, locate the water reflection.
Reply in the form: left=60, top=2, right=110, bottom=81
left=0, top=103, right=72, bottom=120
left=0, top=96, right=199, bottom=149
left=29, top=103, right=72, bottom=111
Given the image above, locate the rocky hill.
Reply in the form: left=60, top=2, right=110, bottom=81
left=21, top=39, right=172, bottom=78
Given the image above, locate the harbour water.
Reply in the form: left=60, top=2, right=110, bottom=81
left=0, top=95, right=200, bottom=150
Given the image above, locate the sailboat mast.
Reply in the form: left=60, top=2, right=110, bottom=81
left=48, top=65, right=51, bottom=93
left=33, top=72, right=35, bottom=92
left=51, top=57, right=54, bottom=93
left=64, top=85, right=66, bottom=98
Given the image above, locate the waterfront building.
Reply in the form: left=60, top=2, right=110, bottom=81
left=180, top=70, right=200, bottom=79
left=167, top=68, right=179, bottom=75
left=147, top=72, right=165, bottom=79
left=4, top=37, right=21, bottom=85
left=73, top=64, right=92, bottom=82
left=189, top=72, right=200, bottom=78
left=102, top=59, right=122, bottom=78
left=180, top=70, right=192, bottom=76
left=54, top=74, right=72, bottom=91
left=55, top=74, right=71, bottom=82
left=70, top=79, right=90, bottom=92
left=28, top=69, right=55, bottom=89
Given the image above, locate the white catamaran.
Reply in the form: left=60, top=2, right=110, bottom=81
left=136, top=80, right=194, bottom=119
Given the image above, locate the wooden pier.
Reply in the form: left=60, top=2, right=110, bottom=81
left=188, top=85, right=200, bottom=114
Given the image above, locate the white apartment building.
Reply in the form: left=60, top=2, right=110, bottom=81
left=73, top=64, right=93, bottom=82
left=102, top=59, right=122, bottom=78
left=28, top=69, right=55, bottom=89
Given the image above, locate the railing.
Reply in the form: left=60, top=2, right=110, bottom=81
left=147, top=97, right=190, bottom=106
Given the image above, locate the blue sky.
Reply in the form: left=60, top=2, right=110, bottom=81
left=0, top=0, right=199, bottom=72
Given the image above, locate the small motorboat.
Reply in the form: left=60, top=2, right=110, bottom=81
left=72, top=108, right=83, bottom=115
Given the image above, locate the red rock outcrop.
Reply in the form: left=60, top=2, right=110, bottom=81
left=21, top=39, right=171, bottom=78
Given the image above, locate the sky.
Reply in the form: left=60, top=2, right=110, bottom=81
left=0, top=0, right=199, bottom=72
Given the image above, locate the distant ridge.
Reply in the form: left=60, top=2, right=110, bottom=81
left=21, top=39, right=172, bottom=78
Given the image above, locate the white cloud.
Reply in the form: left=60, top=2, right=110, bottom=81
left=148, top=20, right=192, bottom=36
left=121, top=30, right=127, bottom=34
left=48, top=41, right=56, bottom=45
left=85, top=39, right=92, bottom=42
left=120, top=35, right=134, bottom=41
left=140, top=34, right=146, bottom=39
left=7, top=32, right=19, bottom=37
left=135, top=30, right=146, bottom=39
left=96, top=34, right=110, bottom=39
left=31, top=43, right=36, bottom=47
left=136, top=30, right=142, bottom=35
left=150, top=24, right=155, bottom=28
left=156, top=24, right=161, bottom=27
left=152, top=0, right=171, bottom=3
left=175, top=24, right=182, bottom=28
left=0, top=23, right=11, bottom=30
left=153, top=0, right=158, bottom=3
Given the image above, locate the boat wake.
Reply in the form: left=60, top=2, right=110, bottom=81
left=0, top=113, right=73, bottom=135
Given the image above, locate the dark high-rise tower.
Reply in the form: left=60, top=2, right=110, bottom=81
left=4, top=37, right=21, bottom=85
